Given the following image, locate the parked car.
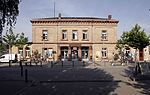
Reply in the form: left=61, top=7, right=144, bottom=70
left=0, top=54, right=18, bottom=63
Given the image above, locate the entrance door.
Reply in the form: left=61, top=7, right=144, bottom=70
left=61, top=47, right=68, bottom=61
left=71, top=47, right=78, bottom=60
left=139, top=49, right=144, bottom=61
left=81, top=47, right=89, bottom=61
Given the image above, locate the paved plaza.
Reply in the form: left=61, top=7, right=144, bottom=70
left=0, top=61, right=150, bottom=95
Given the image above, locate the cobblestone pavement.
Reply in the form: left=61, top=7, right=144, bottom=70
left=0, top=61, right=149, bottom=95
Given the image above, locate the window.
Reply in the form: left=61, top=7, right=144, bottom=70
left=43, top=48, right=47, bottom=57
left=43, top=30, right=47, bottom=40
left=48, top=49, right=53, bottom=58
left=83, top=30, right=87, bottom=40
left=102, top=30, right=107, bottom=40
left=62, top=30, right=67, bottom=40
left=19, top=48, right=23, bottom=58
left=73, top=30, right=77, bottom=40
left=126, top=48, right=130, bottom=57
left=25, top=48, right=30, bottom=58
left=102, top=48, right=107, bottom=58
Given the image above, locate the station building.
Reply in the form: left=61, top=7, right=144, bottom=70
left=12, top=13, right=120, bottom=61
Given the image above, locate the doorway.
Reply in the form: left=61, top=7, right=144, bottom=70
left=139, top=49, right=144, bottom=61
left=61, top=47, right=68, bottom=61
left=71, top=47, right=78, bottom=60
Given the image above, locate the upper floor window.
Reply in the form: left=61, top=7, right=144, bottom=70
left=62, top=30, right=67, bottom=40
left=102, top=48, right=107, bottom=58
left=83, top=30, right=87, bottom=40
left=73, top=30, right=77, bottom=40
left=102, top=30, right=107, bottom=40
left=43, top=30, right=47, bottom=40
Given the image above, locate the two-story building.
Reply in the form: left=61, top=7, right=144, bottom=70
left=29, top=13, right=119, bottom=61
left=12, top=13, right=120, bottom=61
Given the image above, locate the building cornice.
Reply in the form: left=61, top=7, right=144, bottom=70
left=30, top=18, right=119, bottom=24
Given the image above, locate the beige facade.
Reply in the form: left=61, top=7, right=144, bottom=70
left=29, top=14, right=119, bottom=61
left=12, top=14, right=120, bottom=61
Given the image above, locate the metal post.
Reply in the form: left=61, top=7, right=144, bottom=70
left=62, top=61, right=63, bottom=67
left=20, top=61, right=22, bottom=67
left=9, top=60, right=11, bottom=67
left=40, top=61, right=42, bottom=67
left=25, top=62, right=27, bottom=66
left=30, top=60, right=32, bottom=66
left=21, top=66, right=23, bottom=77
left=72, top=61, right=74, bottom=67
left=51, top=61, right=53, bottom=68
left=83, top=61, right=85, bottom=67
left=25, top=69, right=28, bottom=82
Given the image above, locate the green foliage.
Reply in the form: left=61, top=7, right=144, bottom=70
left=118, top=24, right=150, bottom=51
left=0, top=43, right=8, bottom=52
left=2, top=28, right=19, bottom=48
left=0, top=0, right=21, bottom=40
left=16, top=32, right=28, bottom=48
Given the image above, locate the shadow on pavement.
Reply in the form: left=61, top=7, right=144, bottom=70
left=20, top=61, right=120, bottom=95
left=123, top=65, right=150, bottom=95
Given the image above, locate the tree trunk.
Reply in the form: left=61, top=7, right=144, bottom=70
left=135, top=49, right=138, bottom=74
left=135, top=49, right=137, bottom=66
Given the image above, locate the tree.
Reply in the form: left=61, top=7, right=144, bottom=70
left=16, top=32, right=28, bottom=60
left=2, top=28, right=19, bottom=54
left=117, top=24, right=150, bottom=64
left=16, top=32, right=28, bottom=48
left=0, top=43, right=8, bottom=55
left=0, top=0, right=21, bottom=43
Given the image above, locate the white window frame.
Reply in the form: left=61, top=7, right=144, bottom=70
left=43, top=48, right=47, bottom=57
left=102, top=31, right=107, bottom=40
left=102, top=48, right=107, bottom=58
left=73, top=30, right=77, bottom=40
left=83, top=30, right=87, bottom=40
left=43, top=30, right=47, bottom=40
left=48, top=48, right=53, bottom=58
left=19, top=48, right=23, bottom=58
left=62, top=30, right=67, bottom=40
left=25, top=48, right=30, bottom=58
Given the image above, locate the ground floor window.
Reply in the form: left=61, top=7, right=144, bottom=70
left=19, top=48, right=23, bottom=58
left=25, top=47, right=30, bottom=58
left=61, top=47, right=68, bottom=59
left=43, top=48, right=47, bottom=58
left=81, top=47, right=89, bottom=59
left=126, top=48, right=130, bottom=57
left=43, top=48, right=53, bottom=58
left=102, top=48, right=107, bottom=58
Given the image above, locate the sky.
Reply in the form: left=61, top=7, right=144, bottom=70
left=3, top=0, right=150, bottom=41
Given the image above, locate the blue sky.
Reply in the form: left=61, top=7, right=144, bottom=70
left=4, top=0, right=150, bottom=41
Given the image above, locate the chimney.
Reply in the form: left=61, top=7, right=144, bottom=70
left=58, top=13, right=61, bottom=19
left=108, top=15, right=112, bottom=20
